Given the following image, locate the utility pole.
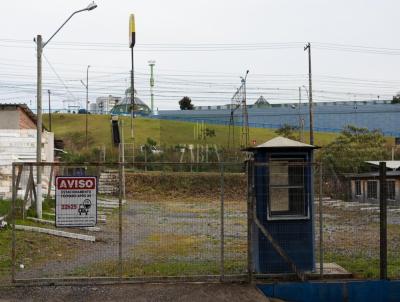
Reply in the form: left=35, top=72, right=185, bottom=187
left=86, top=65, right=89, bottom=148
left=298, top=87, right=304, bottom=142
left=86, top=65, right=90, bottom=148
left=304, top=42, right=314, bottom=145
left=129, top=14, right=136, bottom=139
left=48, top=91, right=51, bottom=132
left=80, top=65, right=90, bottom=148
left=240, top=70, right=250, bottom=149
left=148, top=60, right=156, bottom=112
left=36, top=35, right=43, bottom=219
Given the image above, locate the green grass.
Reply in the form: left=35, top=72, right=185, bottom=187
left=0, top=227, right=86, bottom=281
left=73, top=259, right=245, bottom=278
left=0, top=200, right=11, bottom=217
left=43, top=114, right=339, bottom=154
left=325, top=252, right=400, bottom=279
left=26, top=198, right=55, bottom=218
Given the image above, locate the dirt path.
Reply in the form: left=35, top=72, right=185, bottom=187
left=0, top=283, right=270, bottom=302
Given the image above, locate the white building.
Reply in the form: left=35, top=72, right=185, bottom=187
left=90, top=95, right=121, bottom=114
left=0, top=104, right=54, bottom=199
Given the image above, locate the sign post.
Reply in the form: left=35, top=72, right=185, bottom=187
left=129, top=14, right=136, bottom=139
left=55, top=176, right=97, bottom=227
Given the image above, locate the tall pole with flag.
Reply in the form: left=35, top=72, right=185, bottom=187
left=129, top=14, right=136, bottom=139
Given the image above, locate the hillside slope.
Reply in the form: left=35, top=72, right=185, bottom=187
left=43, top=114, right=338, bottom=153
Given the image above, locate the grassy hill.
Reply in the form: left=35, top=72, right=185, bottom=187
left=43, top=114, right=339, bottom=154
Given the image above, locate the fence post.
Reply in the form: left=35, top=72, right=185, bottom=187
left=11, top=163, right=16, bottom=283
left=118, top=162, right=123, bottom=280
left=247, top=160, right=253, bottom=283
left=319, top=162, right=324, bottom=278
left=379, top=161, right=387, bottom=280
left=220, top=163, right=225, bottom=282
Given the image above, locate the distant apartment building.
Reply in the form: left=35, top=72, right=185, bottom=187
left=90, top=95, right=122, bottom=114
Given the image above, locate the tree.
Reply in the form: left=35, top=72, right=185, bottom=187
left=143, top=137, right=157, bottom=152
left=392, top=94, right=400, bottom=104
left=204, top=128, right=216, bottom=138
left=179, top=96, right=194, bottom=110
left=321, top=125, right=389, bottom=174
left=275, top=124, right=299, bottom=141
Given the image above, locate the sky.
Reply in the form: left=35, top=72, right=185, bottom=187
left=1, top=0, right=400, bottom=111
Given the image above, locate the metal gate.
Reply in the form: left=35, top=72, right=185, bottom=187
left=10, top=162, right=249, bottom=284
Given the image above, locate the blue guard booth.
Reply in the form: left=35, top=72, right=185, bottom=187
left=246, top=136, right=319, bottom=274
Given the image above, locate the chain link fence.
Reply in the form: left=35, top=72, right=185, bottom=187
left=9, top=162, right=248, bottom=283
left=2, top=160, right=400, bottom=283
left=318, top=162, right=400, bottom=279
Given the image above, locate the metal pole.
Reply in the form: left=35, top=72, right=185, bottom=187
left=241, top=71, right=249, bottom=148
left=304, top=42, right=314, bottom=145
left=86, top=65, right=90, bottom=148
left=11, top=164, right=16, bottom=283
left=120, top=120, right=126, bottom=200
left=36, top=35, right=43, bottom=219
left=247, top=160, right=254, bottom=283
left=379, top=161, right=387, bottom=280
left=118, top=161, right=123, bottom=280
left=149, top=61, right=155, bottom=112
left=130, top=47, right=134, bottom=139
left=319, top=163, right=323, bottom=278
left=220, top=163, right=225, bottom=282
left=298, top=87, right=302, bottom=142
left=48, top=90, right=51, bottom=132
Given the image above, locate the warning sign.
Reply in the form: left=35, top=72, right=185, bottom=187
left=55, top=176, right=97, bottom=227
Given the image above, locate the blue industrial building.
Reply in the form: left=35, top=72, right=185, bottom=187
left=154, top=100, right=400, bottom=137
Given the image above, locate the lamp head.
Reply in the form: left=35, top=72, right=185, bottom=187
left=86, top=1, right=97, bottom=11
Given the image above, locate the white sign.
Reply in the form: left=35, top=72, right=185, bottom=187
left=55, top=176, right=97, bottom=227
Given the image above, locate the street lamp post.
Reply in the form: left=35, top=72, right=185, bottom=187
left=35, top=1, right=97, bottom=218
left=81, top=65, right=90, bottom=148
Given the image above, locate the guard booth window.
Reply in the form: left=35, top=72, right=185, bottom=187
left=388, top=180, right=395, bottom=200
left=355, top=180, right=362, bottom=196
left=268, top=160, right=307, bottom=219
left=367, top=180, right=378, bottom=199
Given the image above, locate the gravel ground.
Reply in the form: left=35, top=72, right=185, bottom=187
left=0, top=283, right=269, bottom=302
left=16, top=197, right=246, bottom=279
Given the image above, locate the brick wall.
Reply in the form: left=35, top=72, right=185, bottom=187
left=18, top=107, right=36, bottom=129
